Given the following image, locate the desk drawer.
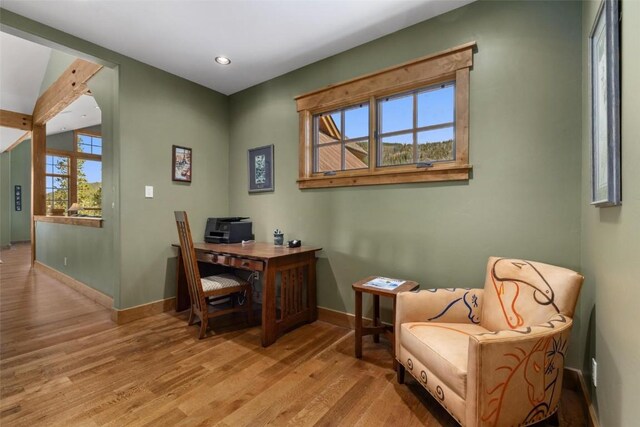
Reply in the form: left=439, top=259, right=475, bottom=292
left=229, top=256, right=264, bottom=272
left=197, top=252, right=264, bottom=272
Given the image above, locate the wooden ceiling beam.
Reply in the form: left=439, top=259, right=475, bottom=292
left=0, top=109, right=33, bottom=131
left=4, top=131, right=31, bottom=152
left=32, top=59, right=103, bottom=126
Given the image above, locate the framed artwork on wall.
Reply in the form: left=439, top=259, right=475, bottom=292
left=248, top=144, right=274, bottom=193
left=589, top=0, right=621, bottom=207
left=172, top=145, right=192, bottom=183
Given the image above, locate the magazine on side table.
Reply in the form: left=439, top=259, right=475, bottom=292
left=363, top=277, right=406, bottom=291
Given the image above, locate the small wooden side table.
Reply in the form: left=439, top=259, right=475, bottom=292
left=352, top=276, right=419, bottom=361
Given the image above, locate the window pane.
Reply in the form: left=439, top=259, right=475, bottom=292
left=53, top=176, right=68, bottom=190
left=345, top=140, right=369, bottom=170
left=316, top=112, right=341, bottom=144
left=77, top=160, right=102, bottom=215
left=417, top=83, right=455, bottom=128
left=344, top=104, right=369, bottom=140
left=46, top=176, right=69, bottom=211
left=417, top=127, right=455, bottom=162
left=380, top=93, right=413, bottom=134
left=380, top=133, right=414, bottom=166
left=316, top=144, right=342, bottom=172
left=77, top=134, right=103, bottom=155
left=54, top=156, right=68, bottom=175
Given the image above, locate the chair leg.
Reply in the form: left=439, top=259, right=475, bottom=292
left=187, top=307, right=196, bottom=325
left=397, top=362, right=405, bottom=384
left=199, top=316, right=208, bottom=339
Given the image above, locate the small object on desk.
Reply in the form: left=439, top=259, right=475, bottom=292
left=273, top=229, right=284, bottom=246
left=287, top=239, right=301, bottom=248
left=205, top=217, right=254, bottom=244
left=364, top=276, right=405, bottom=290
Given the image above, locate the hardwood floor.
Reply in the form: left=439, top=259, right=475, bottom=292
left=0, top=243, right=587, bottom=426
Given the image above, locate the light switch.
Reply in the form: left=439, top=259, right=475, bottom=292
left=145, top=186, right=154, bottom=198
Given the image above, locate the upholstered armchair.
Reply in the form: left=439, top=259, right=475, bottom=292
left=395, top=257, right=583, bottom=427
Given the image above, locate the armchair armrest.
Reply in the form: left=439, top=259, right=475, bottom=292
left=466, top=314, right=573, bottom=427
left=395, top=288, right=483, bottom=356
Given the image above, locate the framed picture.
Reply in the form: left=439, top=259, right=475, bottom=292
left=589, top=0, right=621, bottom=207
left=248, top=144, right=274, bottom=193
left=172, top=145, right=192, bottom=183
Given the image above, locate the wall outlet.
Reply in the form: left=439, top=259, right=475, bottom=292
left=592, top=358, right=598, bottom=387
left=145, top=186, right=154, bottom=198
left=64, top=257, right=67, bottom=266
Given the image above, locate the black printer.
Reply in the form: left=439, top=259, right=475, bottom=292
left=204, top=217, right=254, bottom=244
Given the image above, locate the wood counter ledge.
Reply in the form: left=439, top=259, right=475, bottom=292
left=34, top=215, right=103, bottom=228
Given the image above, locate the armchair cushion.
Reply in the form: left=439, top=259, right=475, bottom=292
left=401, top=322, right=489, bottom=397
left=481, top=257, right=583, bottom=331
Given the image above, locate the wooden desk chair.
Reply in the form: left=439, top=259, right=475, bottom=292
left=174, top=211, right=253, bottom=338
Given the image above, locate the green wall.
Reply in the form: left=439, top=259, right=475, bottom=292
left=0, top=152, right=10, bottom=247
left=47, top=125, right=101, bottom=152
left=1, top=9, right=230, bottom=307
left=39, top=49, right=76, bottom=96
left=0, top=140, right=31, bottom=246
left=581, top=1, right=640, bottom=425
left=117, top=60, right=229, bottom=308
left=10, top=140, right=31, bottom=242
left=228, top=0, right=585, bottom=366
left=35, top=68, right=117, bottom=298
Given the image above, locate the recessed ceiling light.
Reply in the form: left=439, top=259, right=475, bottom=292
left=61, top=127, right=67, bottom=131
left=215, top=56, right=231, bottom=65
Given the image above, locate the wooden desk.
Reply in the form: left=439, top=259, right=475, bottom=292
left=174, top=242, right=322, bottom=347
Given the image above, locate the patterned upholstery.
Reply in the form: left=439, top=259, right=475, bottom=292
left=480, top=257, right=583, bottom=331
left=201, top=273, right=248, bottom=292
left=396, top=257, right=583, bottom=427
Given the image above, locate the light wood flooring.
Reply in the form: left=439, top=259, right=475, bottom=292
left=0, top=243, right=587, bottom=426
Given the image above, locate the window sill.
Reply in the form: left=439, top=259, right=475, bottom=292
left=297, top=164, right=472, bottom=189
left=34, top=215, right=103, bottom=228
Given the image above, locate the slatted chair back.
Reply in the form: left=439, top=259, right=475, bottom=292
left=174, top=211, right=207, bottom=316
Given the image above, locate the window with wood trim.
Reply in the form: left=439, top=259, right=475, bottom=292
left=45, top=130, right=102, bottom=217
left=45, top=154, right=70, bottom=213
left=296, top=42, right=475, bottom=189
left=75, top=131, right=102, bottom=217
left=314, top=103, right=369, bottom=173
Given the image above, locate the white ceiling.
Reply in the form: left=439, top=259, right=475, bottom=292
left=1, top=0, right=474, bottom=95
left=0, top=31, right=51, bottom=114
left=0, top=126, right=27, bottom=151
left=46, top=94, right=101, bottom=136
left=0, top=31, right=51, bottom=151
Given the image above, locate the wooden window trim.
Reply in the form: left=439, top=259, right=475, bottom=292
left=295, top=41, right=475, bottom=189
